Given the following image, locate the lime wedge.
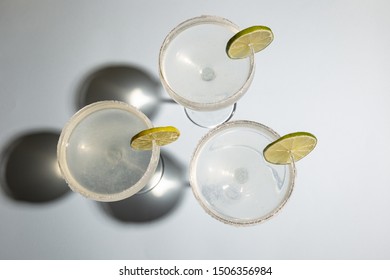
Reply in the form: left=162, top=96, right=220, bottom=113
left=226, top=25, right=274, bottom=59
left=263, top=132, right=317, bottom=164
left=130, top=126, right=180, bottom=150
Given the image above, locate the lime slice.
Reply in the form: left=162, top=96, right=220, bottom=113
left=263, top=132, right=317, bottom=164
left=226, top=25, right=274, bottom=59
left=130, top=126, right=180, bottom=150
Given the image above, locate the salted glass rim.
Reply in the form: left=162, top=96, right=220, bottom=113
left=189, top=120, right=296, bottom=226
left=159, top=15, right=256, bottom=111
left=57, top=100, right=160, bottom=202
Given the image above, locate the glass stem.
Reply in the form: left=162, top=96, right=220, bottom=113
left=137, top=155, right=164, bottom=195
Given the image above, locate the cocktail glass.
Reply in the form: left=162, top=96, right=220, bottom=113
left=190, top=120, right=296, bottom=225
left=159, top=15, right=255, bottom=128
left=57, top=101, right=161, bottom=202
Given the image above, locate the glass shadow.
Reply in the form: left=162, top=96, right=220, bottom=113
left=100, top=151, right=187, bottom=223
left=75, top=64, right=170, bottom=120
left=0, top=131, right=70, bottom=203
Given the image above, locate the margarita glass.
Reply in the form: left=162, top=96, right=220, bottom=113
left=159, top=15, right=255, bottom=128
left=57, top=101, right=160, bottom=202
left=189, top=120, right=296, bottom=226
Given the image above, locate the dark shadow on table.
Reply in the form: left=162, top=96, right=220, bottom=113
left=0, top=130, right=70, bottom=203
left=74, top=64, right=174, bottom=120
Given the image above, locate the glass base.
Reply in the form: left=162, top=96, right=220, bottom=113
left=184, top=103, right=237, bottom=128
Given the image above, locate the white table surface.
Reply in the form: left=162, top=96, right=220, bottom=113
left=1, top=0, right=390, bottom=259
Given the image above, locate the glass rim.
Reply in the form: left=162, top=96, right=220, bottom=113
left=189, top=120, right=296, bottom=226
left=57, top=100, right=160, bottom=202
left=159, top=15, right=256, bottom=111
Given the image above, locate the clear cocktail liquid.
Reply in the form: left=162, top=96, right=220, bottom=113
left=191, top=121, right=295, bottom=224
left=162, top=21, right=252, bottom=105
left=65, top=108, right=153, bottom=195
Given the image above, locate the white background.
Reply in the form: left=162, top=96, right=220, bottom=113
left=1, top=0, right=390, bottom=259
